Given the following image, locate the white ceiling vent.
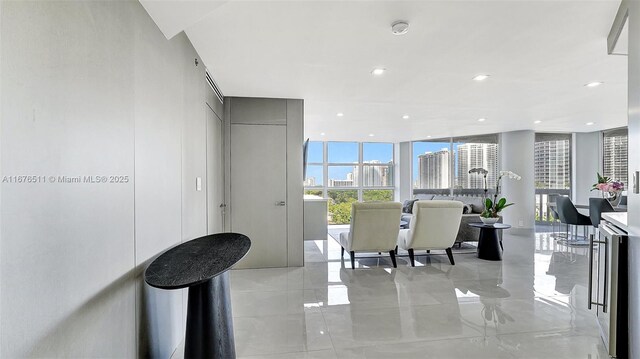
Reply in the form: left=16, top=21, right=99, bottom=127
left=206, top=70, right=224, bottom=104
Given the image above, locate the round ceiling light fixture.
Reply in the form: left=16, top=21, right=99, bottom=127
left=391, top=20, right=410, bottom=35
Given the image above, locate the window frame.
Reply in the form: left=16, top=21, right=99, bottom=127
left=411, top=134, right=500, bottom=193
left=304, top=141, right=395, bottom=201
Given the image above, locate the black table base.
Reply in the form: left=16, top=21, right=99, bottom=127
left=185, top=272, right=235, bottom=359
left=477, top=228, right=502, bottom=261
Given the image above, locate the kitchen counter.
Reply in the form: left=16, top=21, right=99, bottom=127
left=602, top=212, right=628, bottom=232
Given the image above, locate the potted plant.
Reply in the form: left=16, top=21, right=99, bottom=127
left=480, top=170, right=522, bottom=225
left=591, top=173, right=625, bottom=206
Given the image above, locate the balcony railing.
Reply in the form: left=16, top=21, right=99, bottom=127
left=535, top=188, right=570, bottom=223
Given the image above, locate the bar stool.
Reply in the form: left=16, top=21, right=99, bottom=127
left=556, top=196, right=591, bottom=242
left=589, top=198, right=615, bottom=229
left=548, top=193, right=567, bottom=238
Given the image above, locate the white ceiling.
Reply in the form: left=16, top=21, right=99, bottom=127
left=141, top=0, right=627, bottom=143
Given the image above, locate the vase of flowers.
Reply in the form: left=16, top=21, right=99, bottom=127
left=479, top=170, right=522, bottom=224
left=592, top=173, right=624, bottom=207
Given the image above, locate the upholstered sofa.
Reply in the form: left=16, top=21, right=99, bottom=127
left=401, top=192, right=503, bottom=244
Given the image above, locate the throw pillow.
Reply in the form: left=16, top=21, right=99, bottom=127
left=468, top=197, right=485, bottom=214
left=402, top=199, right=419, bottom=214
left=462, top=204, right=473, bottom=214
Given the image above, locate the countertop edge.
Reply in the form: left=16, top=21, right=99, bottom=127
left=602, top=212, right=628, bottom=232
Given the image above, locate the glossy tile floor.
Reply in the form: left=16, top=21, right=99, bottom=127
left=178, top=228, right=609, bottom=358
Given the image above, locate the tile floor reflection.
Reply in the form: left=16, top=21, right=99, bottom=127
left=177, top=230, right=609, bottom=358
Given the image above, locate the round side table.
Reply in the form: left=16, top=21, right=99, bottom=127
left=468, top=223, right=511, bottom=261
left=145, top=233, right=251, bottom=359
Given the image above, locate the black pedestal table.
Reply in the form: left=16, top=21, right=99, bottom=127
left=144, top=233, right=251, bottom=359
left=468, top=223, right=511, bottom=261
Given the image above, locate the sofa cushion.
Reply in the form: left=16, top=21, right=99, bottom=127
left=402, top=199, right=419, bottom=214
left=414, top=194, right=434, bottom=200
left=433, top=195, right=453, bottom=201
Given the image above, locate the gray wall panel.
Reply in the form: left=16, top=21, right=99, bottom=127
left=1, top=0, right=211, bottom=357
left=229, top=97, right=287, bottom=125
left=0, top=1, right=136, bottom=356
left=627, top=1, right=640, bottom=357
left=287, top=99, right=304, bottom=267
left=132, top=10, right=187, bottom=359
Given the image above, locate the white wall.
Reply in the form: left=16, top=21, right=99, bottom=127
left=572, top=132, right=602, bottom=206
left=0, top=1, right=213, bottom=356
left=500, top=131, right=535, bottom=229
left=627, top=1, right=640, bottom=357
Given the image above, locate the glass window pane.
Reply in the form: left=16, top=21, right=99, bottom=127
left=328, top=166, right=358, bottom=187
left=307, top=141, right=323, bottom=163
left=453, top=140, right=499, bottom=190
left=327, top=190, right=358, bottom=224
left=304, top=165, right=323, bottom=187
left=413, top=141, right=451, bottom=189
left=603, top=130, right=628, bottom=185
left=363, top=189, right=393, bottom=202
left=534, top=136, right=571, bottom=189
left=328, top=142, right=358, bottom=163
left=362, top=165, right=393, bottom=187
left=363, top=143, right=393, bottom=163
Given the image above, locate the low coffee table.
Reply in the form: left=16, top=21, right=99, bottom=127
left=468, top=223, right=511, bottom=261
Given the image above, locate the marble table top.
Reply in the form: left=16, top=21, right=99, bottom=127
left=145, top=233, right=251, bottom=290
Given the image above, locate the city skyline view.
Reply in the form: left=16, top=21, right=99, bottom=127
left=305, top=141, right=394, bottom=187
left=413, top=141, right=499, bottom=189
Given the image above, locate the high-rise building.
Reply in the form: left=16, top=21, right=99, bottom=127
left=329, top=172, right=354, bottom=187
left=303, top=177, right=316, bottom=187
left=534, top=139, right=571, bottom=189
left=455, top=143, right=499, bottom=189
left=418, top=149, right=450, bottom=189
left=354, top=160, right=392, bottom=187
left=603, top=134, right=628, bottom=185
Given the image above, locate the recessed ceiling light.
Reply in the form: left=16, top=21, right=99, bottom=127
left=371, top=68, right=386, bottom=76
left=402, top=115, right=410, bottom=119
left=534, top=120, right=542, bottom=124
left=426, top=135, right=432, bottom=138
left=586, top=122, right=595, bottom=126
left=585, top=82, right=603, bottom=88
left=473, top=74, right=490, bottom=81
left=336, top=112, right=344, bottom=117
left=320, top=132, right=325, bottom=136
left=368, top=133, right=375, bottom=137
left=477, top=118, right=486, bottom=122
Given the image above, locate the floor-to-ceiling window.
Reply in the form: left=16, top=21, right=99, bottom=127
left=304, top=141, right=395, bottom=224
left=412, top=134, right=499, bottom=193
left=534, top=133, right=572, bottom=223
left=412, top=140, right=452, bottom=190
left=602, top=128, right=628, bottom=186
left=452, top=134, right=499, bottom=191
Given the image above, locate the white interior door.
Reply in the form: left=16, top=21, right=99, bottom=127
left=206, top=105, right=225, bottom=234
left=231, top=124, right=287, bottom=268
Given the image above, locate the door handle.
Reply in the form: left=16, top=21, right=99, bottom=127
left=588, top=234, right=594, bottom=310
left=603, top=233, right=608, bottom=313
left=276, top=201, right=286, bottom=206
left=219, top=203, right=227, bottom=208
